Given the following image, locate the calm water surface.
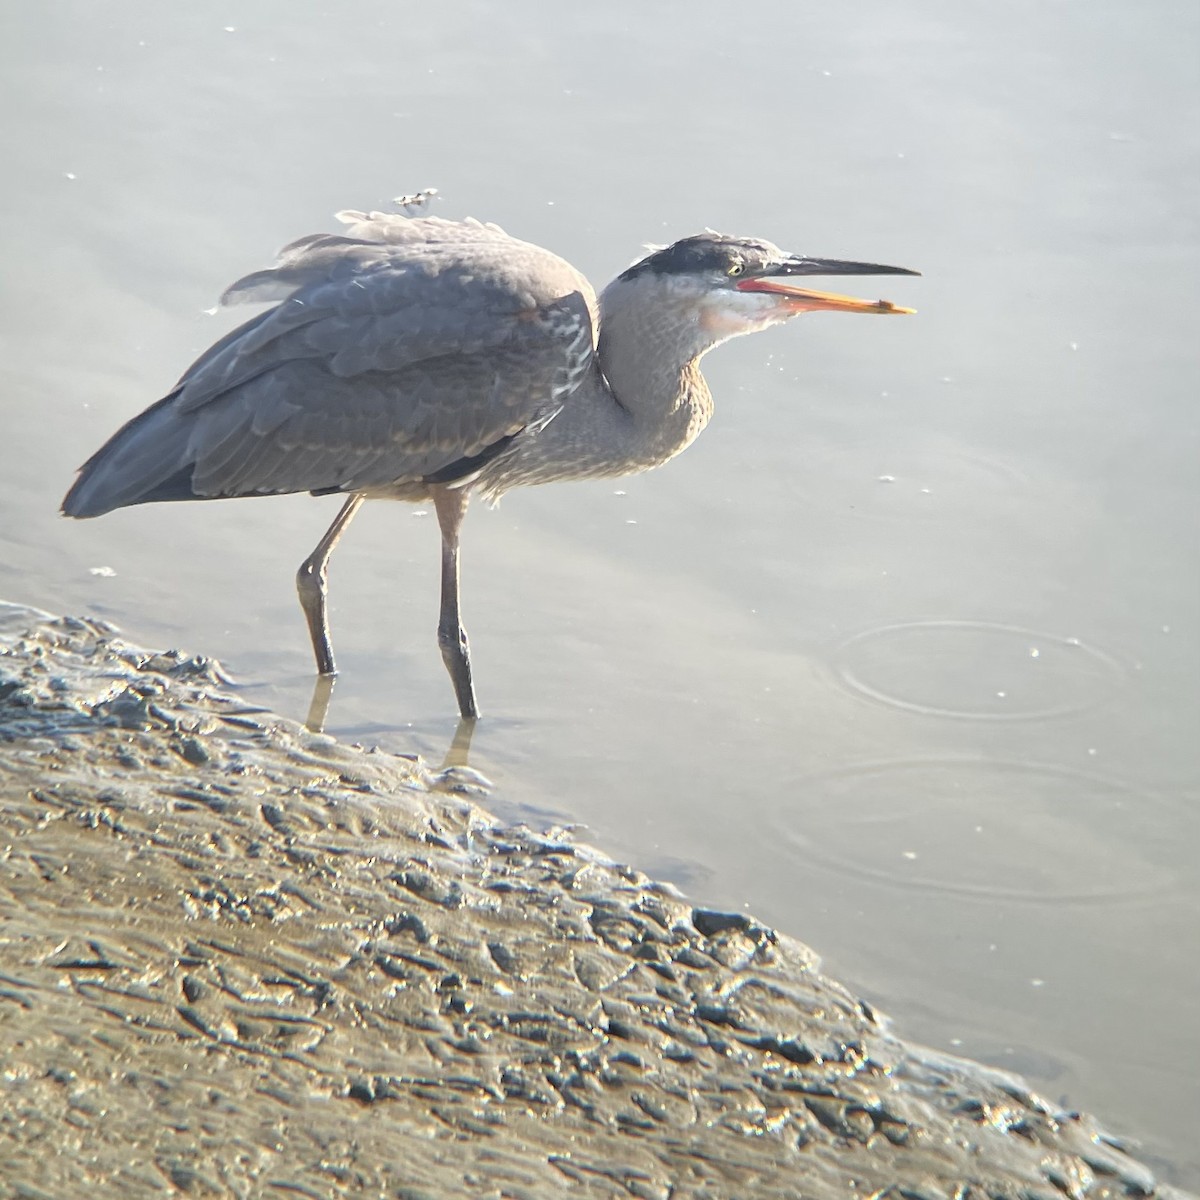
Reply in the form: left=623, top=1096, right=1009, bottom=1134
left=2, top=1, right=1197, bottom=1184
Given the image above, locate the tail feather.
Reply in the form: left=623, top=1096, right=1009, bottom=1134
left=61, top=390, right=200, bottom=518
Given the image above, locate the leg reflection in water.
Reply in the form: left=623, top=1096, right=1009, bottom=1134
left=305, top=674, right=481, bottom=780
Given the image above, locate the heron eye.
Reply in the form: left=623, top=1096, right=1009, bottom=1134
left=727, top=263, right=745, bottom=277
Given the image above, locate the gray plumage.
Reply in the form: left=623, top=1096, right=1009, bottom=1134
left=63, top=208, right=918, bottom=718
left=65, top=212, right=597, bottom=511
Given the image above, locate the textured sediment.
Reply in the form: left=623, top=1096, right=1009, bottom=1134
left=0, top=603, right=1191, bottom=1198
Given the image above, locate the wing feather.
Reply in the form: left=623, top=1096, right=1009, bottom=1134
left=64, top=213, right=599, bottom=516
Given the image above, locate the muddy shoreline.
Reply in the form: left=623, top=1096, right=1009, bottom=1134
left=0, top=603, right=1190, bottom=1197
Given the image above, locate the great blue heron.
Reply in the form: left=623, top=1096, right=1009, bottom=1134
left=62, top=208, right=918, bottom=719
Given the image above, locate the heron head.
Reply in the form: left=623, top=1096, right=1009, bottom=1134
left=620, top=233, right=919, bottom=337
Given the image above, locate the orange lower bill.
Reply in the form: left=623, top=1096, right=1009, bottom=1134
left=737, top=277, right=916, bottom=315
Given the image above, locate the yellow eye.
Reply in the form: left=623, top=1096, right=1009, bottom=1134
left=727, top=262, right=744, bottom=277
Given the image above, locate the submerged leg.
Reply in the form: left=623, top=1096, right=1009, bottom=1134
left=296, top=494, right=364, bottom=676
left=304, top=673, right=337, bottom=733
left=431, top=485, right=479, bottom=720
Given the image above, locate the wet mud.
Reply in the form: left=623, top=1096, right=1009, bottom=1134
left=0, top=603, right=1191, bottom=1198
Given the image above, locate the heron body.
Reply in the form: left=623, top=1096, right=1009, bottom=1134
left=63, top=209, right=917, bottom=718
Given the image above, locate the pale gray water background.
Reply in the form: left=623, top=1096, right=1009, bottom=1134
left=2, top=1, right=1197, bottom=1184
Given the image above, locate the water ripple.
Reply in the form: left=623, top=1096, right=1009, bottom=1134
left=830, top=620, right=1126, bottom=721
left=777, top=758, right=1179, bottom=904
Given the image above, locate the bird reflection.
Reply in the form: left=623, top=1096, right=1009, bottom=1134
left=304, top=673, right=337, bottom=733
left=304, top=672, right=479, bottom=774
left=439, top=714, right=478, bottom=769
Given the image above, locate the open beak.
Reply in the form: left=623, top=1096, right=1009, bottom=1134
left=737, top=255, right=920, bottom=314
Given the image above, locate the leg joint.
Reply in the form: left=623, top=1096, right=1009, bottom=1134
left=437, top=622, right=470, bottom=655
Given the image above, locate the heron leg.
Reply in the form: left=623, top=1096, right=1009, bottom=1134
left=431, top=485, right=480, bottom=720
left=296, top=494, right=364, bottom=676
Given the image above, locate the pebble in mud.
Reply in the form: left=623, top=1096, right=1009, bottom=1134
left=0, top=605, right=1190, bottom=1199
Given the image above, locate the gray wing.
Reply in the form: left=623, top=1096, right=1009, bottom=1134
left=63, top=212, right=597, bottom=516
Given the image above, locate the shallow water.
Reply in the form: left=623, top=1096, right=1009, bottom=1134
left=2, top=1, right=1198, bottom=1183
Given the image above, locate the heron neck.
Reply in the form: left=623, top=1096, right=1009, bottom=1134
left=591, top=273, right=718, bottom=468
left=477, top=274, right=719, bottom=497
left=483, top=358, right=710, bottom=495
